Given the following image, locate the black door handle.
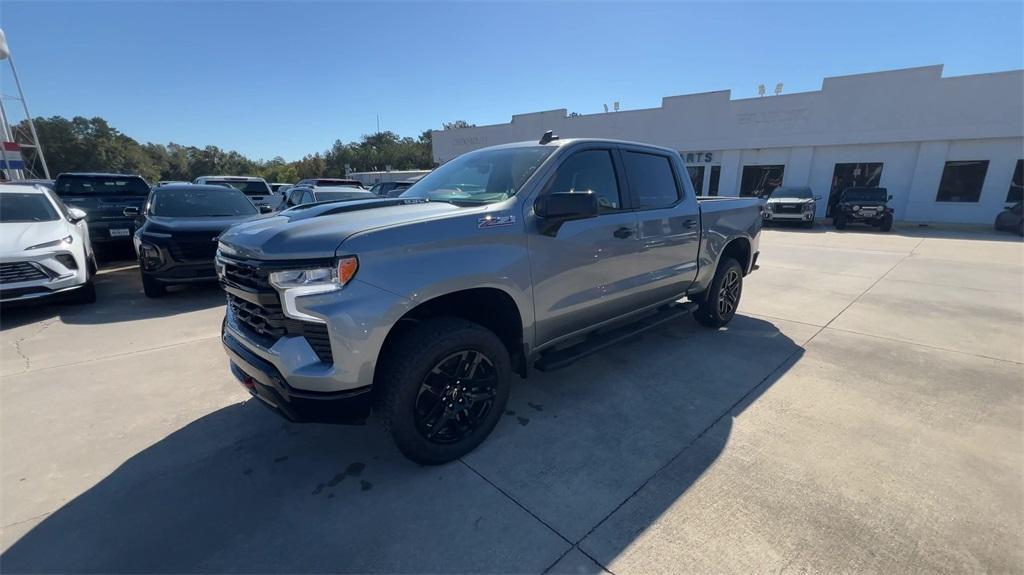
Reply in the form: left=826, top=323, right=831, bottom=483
left=613, top=227, right=634, bottom=239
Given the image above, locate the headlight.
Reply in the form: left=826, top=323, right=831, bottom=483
left=269, top=257, right=358, bottom=322
left=25, top=235, right=73, bottom=251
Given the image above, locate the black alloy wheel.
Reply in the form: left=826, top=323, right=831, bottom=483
left=717, top=267, right=742, bottom=318
left=414, top=350, right=497, bottom=444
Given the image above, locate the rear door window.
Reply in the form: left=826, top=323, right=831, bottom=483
left=621, top=151, right=680, bottom=209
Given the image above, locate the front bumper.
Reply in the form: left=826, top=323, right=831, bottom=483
left=763, top=210, right=814, bottom=221
left=223, top=330, right=372, bottom=424
left=0, top=251, right=89, bottom=303
left=88, top=219, right=137, bottom=243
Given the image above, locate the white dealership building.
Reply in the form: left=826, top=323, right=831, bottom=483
left=431, top=65, right=1023, bottom=224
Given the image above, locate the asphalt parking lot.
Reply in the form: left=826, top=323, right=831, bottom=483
left=1, top=226, right=1021, bottom=573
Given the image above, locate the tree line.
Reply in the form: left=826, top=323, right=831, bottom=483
left=14, top=116, right=474, bottom=184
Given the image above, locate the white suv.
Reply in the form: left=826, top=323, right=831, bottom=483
left=0, top=184, right=97, bottom=304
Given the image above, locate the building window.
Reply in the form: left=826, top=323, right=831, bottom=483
left=708, top=166, right=721, bottom=196
left=828, top=163, right=883, bottom=216
left=1007, top=160, right=1023, bottom=203
left=739, top=165, right=785, bottom=197
left=687, top=166, right=705, bottom=195
left=936, top=160, right=989, bottom=203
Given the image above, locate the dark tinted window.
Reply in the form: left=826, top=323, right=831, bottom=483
left=770, top=187, right=812, bottom=199
left=740, top=165, right=785, bottom=197
left=936, top=161, right=988, bottom=203
left=708, top=166, right=721, bottom=196
left=687, top=166, right=705, bottom=195
left=547, top=149, right=622, bottom=211
left=55, top=175, right=149, bottom=196
left=1007, top=160, right=1023, bottom=203
left=622, top=151, right=680, bottom=209
left=149, top=187, right=258, bottom=217
left=205, top=179, right=271, bottom=196
left=0, top=192, right=60, bottom=222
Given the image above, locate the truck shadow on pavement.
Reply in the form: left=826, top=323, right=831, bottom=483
left=0, top=265, right=225, bottom=332
left=1, top=314, right=803, bottom=573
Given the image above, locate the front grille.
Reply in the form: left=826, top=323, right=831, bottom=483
left=226, top=292, right=333, bottom=363
left=773, top=204, right=802, bottom=214
left=220, top=256, right=271, bottom=290
left=169, top=238, right=219, bottom=262
left=0, top=262, right=49, bottom=284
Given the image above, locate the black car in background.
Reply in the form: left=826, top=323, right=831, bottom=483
left=131, top=184, right=265, bottom=297
left=994, top=202, right=1023, bottom=236
left=369, top=180, right=413, bottom=197
left=832, top=187, right=894, bottom=232
left=53, top=173, right=150, bottom=246
left=279, top=185, right=376, bottom=209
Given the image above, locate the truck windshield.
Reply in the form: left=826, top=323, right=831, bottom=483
left=843, top=188, right=887, bottom=202
left=770, top=187, right=812, bottom=199
left=55, top=175, right=149, bottom=196
left=0, top=193, right=60, bottom=222
left=150, top=187, right=258, bottom=217
left=206, top=180, right=272, bottom=196
left=401, top=146, right=555, bottom=205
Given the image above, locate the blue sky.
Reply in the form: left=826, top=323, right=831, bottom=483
left=2, top=1, right=1021, bottom=161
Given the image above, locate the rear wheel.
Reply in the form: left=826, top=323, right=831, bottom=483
left=376, top=318, right=511, bottom=465
left=879, top=213, right=893, bottom=232
left=142, top=274, right=166, bottom=298
left=694, top=257, right=743, bottom=328
left=833, top=212, right=847, bottom=230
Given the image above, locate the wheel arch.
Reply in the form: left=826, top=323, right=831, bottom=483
left=376, top=287, right=527, bottom=383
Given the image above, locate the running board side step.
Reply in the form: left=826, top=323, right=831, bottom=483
left=533, top=301, right=698, bottom=372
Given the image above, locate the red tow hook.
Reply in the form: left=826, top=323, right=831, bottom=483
left=240, top=375, right=256, bottom=392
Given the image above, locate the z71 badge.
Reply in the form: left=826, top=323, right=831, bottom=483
left=478, top=214, right=516, bottom=229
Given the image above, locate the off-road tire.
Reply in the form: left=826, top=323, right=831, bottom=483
left=142, top=274, right=166, bottom=298
left=693, top=257, right=744, bottom=328
left=833, top=212, right=847, bottom=230
left=879, top=213, right=894, bottom=232
left=803, top=219, right=814, bottom=229
left=376, top=317, right=511, bottom=465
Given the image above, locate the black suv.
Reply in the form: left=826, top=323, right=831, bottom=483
left=53, top=173, right=150, bottom=245
left=832, top=187, right=894, bottom=232
left=131, top=184, right=265, bottom=297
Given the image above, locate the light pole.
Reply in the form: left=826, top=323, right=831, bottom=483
left=0, top=29, right=50, bottom=179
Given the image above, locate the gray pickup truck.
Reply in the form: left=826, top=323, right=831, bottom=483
left=217, top=136, right=762, bottom=464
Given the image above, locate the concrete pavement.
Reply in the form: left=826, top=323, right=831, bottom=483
left=1, top=225, right=1021, bottom=573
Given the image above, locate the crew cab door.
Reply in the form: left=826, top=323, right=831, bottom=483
left=620, top=147, right=701, bottom=303
left=527, top=146, right=641, bottom=346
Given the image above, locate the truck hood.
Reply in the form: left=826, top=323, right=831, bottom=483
left=216, top=198, right=464, bottom=260
left=0, top=220, right=72, bottom=257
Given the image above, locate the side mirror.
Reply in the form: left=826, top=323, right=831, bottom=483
left=123, top=206, right=140, bottom=217
left=814, top=196, right=822, bottom=201
left=259, top=205, right=273, bottom=214
left=888, top=195, right=894, bottom=201
left=68, top=207, right=88, bottom=222
left=535, top=191, right=599, bottom=236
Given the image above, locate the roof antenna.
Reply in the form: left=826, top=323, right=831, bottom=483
left=539, top=130, right=559, bottom=145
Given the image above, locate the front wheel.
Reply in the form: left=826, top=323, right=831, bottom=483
left=833, top=212, right=847, bottom=230
left=141, top=274, right=166, bottom=298
left=878, top=213, right=893, bottom=232
left=694, top=257, right=744, bottom=328
left=376, top=318, right=511, bottom=465
left=70, top=280, right=97, bottom=304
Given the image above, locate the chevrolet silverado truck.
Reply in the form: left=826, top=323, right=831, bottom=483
left=217, top=135, right=762, bottom=464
